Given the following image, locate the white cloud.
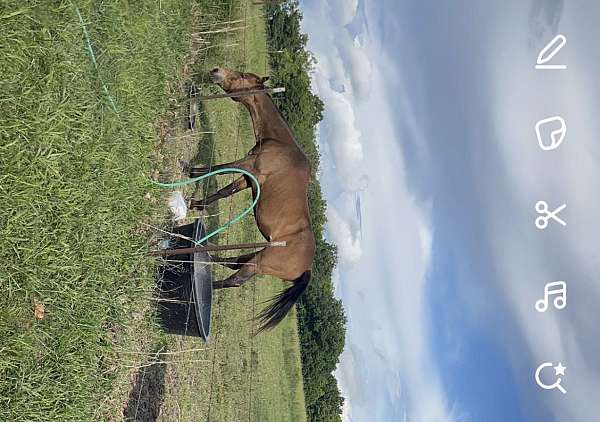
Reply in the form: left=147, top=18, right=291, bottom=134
left=325, top=68, right=453, bottom=422
left=327, top=206, right=362, bottom=264
left=327, top=0, right=358, bottom=26
left=334, top=33, right=372, bottom=99
left=301, top=0, right=372, bottom=100
left=314, top=73, right=364, bottom=187
left=301, top=1, right=454, bottom=420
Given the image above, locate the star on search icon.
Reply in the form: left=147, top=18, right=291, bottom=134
left=535, top=362, right=567, bottom=394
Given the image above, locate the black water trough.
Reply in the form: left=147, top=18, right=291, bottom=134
left=156, top=219, right=213, bottom=342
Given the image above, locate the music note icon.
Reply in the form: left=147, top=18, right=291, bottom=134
left=535, top=281, right=567, bottom=312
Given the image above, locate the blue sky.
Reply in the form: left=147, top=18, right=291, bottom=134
left=299, top=0, right=600, bottom=421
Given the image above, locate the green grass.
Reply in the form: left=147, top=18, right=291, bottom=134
left=0, top=1, right=195, bottom=420
left=0, top=0, right=306, bottom=421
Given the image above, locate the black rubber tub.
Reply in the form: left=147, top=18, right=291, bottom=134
left=156, top=219, right=213, bottom=342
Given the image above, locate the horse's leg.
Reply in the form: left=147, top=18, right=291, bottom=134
left=190, top=176, right=249, bottom=210
left=213, top=261, right=258, bottom=289
left=190, top=156, right=256, bottom=177
left=211, top=249, right=262, bottom=270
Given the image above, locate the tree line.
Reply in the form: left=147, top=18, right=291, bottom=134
left=265, top=2, right=347, bottom=421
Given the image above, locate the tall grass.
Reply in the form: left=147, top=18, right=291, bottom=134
left=0, top=1, right=193, bottom=420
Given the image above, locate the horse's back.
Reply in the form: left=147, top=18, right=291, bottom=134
left=251, top=137, right=312, bottom=242
left=252, top=138, right=310, bottom=175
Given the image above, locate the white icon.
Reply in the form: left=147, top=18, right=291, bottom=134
left=536, top=34, right=567, bottom=70
left=535, top=201, right=567, bottom=229
left=535, top=116, right=566, bottom=151
left=535, top=281, right=567, bottom=312
left=535, top=362, right=567, bottom=394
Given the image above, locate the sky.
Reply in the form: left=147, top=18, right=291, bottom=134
left=298, top=0, right=600, bottom=421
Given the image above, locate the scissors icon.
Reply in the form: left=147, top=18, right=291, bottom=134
left=535, top=362, right=567, bottom=394
left=535, top=201, right=567, bottom=230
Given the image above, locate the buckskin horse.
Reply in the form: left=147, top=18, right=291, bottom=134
left=189, top=67, right=315, bottom=332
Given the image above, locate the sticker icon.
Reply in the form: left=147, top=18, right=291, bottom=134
left=536, top=34, right=567, bottom=70
left=535, top=201, right=567, bottom=230
left=535, top=362, right=567, bottom=394
left=535, top=281, right=567, bottom=312
left=535, top=116, right=566, bottom=151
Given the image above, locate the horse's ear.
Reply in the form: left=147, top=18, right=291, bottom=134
left=260, top=76, right=270, bottom=84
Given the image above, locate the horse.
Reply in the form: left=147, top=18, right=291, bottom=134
left=189, top=67, right=316, bottom=332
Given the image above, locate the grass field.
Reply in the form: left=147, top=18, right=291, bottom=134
left=0, top=1, right=306, bottom=421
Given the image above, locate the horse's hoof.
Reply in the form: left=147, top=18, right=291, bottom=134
left=189, top=199, right=207, bottom=210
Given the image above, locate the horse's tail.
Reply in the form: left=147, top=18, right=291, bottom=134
left=256, top=270, right=311, bottom=333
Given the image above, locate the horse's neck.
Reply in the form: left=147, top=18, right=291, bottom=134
left=242, top=94, right=294, bottom=143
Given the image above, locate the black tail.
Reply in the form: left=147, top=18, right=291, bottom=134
left=256, top=271, right=311, bottom=333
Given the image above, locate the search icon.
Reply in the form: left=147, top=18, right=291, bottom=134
left=535, top=362, right=567, bottom=394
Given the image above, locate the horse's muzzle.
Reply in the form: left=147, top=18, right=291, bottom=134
left=210, top=68, right=225, bottom=85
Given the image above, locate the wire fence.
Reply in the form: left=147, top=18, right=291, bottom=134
left=72, top=0, right=275, bottom=418
left=187, top=2, right=265, bottom=421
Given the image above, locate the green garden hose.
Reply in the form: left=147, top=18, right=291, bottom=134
left=72, top=4, right=119, bottom=114
left=150, top=168, right=260, bottom=245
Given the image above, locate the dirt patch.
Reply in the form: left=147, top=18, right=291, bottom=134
left=123, top=361, right=167, bottom=422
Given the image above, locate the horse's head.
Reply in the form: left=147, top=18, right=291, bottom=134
left=210, top=67, right=269, bottom=96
